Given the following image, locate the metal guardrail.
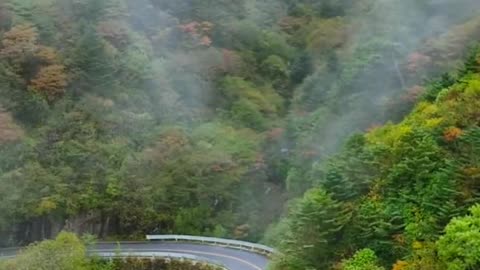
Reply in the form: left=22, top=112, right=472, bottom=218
left=0, top=255, right=15, bottom=259
left=1, top=248, right=228, bottom=269
left=91, top=251, right=227, bottom=269
left=0, top=234, right=276, bottom=267
left=146, top=235, right=276, bottom=255
left=0, top=247, right=18, bottom=259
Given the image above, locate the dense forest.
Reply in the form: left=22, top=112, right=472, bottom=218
left=1, top=0, right=480, bottom=269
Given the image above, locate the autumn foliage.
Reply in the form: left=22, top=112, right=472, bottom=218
left=3, top=1, right=480, bottom=269
left=406, top=52, right=432, bottom=73
left=30, top=65, right=68, bottom=101
left=0, top=24, right=38, bottom=62
left=97, top=20, right=130, bottom=48
left=443, top=127, right=463, bottom=142
left=0, top=24, right=67, bottom=102
left=402, top=85, right=425, bottom=102
left=392, top=260, right=409, bottom=270
left=178, top=21, right=214, bottom=47
left=36, top=46, right=59, bottom=65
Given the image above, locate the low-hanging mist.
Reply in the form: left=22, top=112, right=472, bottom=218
left=1, top=1, right=480, bottom=269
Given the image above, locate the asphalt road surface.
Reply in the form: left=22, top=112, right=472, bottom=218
left=1, top=242, right=270, bottom=270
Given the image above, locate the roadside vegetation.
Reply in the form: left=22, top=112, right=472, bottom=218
left=1, top=0, right=480, bottom=269
left=0, top=232, right=222, bottom=270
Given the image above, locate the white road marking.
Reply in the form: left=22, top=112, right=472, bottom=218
left=90, top=248, right=264, bottom=270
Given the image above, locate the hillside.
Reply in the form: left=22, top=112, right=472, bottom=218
left=1, top=1, right=480, bottom=269
left=268, top=48, right=480, bottom=269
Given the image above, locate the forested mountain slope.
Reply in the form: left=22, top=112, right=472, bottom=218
left=0, top=1, right=480, bottom=269
left=268, top=47, right=480, bottom=269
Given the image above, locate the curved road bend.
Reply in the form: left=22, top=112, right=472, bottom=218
left=93, top=242, right=270, bottom=270
left=1, top=242, right=270, bottom=270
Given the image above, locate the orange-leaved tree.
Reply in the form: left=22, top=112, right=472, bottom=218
left=0, top=24, right=38, bottom=62
left=30, top=65, right=68, bottom=102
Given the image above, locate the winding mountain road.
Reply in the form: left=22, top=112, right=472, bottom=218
left=93, top=242, right=270, bottom=270
left=0, top=236, right=273, bottom=270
